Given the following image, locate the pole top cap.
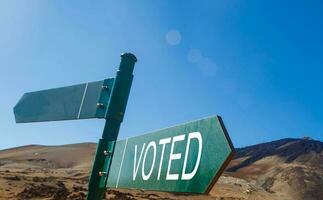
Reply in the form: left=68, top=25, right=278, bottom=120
left=121, top=53, right=137, bottom=63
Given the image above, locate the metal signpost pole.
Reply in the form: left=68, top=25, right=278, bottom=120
left=86, top=53, right=137, bottom=200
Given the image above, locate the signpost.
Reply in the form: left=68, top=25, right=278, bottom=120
left=13, top=52, right=234, bottom=200
left=14, top=53, right=137, bottom=200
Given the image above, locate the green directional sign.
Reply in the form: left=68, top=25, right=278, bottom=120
left=14, top=78, right=114, bottom=123
left=100, top=116, right=234, bottom=194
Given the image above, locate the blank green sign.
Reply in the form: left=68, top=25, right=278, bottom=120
left=103, top=116, right=234, bottom=193
left=14, top=78, right=114, bottom=123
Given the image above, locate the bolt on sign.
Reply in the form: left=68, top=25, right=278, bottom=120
left=13, top=53, right=234, bottom=200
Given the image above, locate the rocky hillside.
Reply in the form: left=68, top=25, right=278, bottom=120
left=227, top=138, right=323, bottom=200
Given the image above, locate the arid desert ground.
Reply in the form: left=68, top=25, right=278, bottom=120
left=0, top=138, right=322, bottom=200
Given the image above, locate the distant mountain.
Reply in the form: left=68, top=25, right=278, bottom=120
left=0, top=138, right=322, bottom=200
left=227, top=138, right=323, bottom=200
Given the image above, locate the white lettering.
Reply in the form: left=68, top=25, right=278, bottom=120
left=166, top=134, right=185, bottom=180
left=142, top=141, right=157, bottom=180
left=157, top=137, right=171, bottom=180
left=182, top=132, right=203, bottom=180
left=133, top=143, right=146, bottom=180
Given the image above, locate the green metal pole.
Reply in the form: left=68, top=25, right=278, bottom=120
left=86, top=53, right=137, bottom=200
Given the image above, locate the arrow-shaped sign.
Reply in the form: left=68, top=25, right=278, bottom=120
left=14, top=78, right=114, bottom=123
left=100, top=116, right=234, bottom=193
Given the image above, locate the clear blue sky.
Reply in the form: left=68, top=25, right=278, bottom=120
left=1, top=1, right=322, bottom=150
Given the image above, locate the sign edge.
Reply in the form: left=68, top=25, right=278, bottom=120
left=205, top=115, right=235, bottom=194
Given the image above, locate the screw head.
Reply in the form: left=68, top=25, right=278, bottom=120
left=99, top=171, right=107, bottom=177
left=103, top=150, right=112, bottom=156
left=97, top=103, right=105, bottom=108
left=101, top=85, right=109, bottom=91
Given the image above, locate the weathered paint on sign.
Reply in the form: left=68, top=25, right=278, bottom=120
left=101, top=116, right=234, bottom=193
left=14, top=78, right=114, bottom=123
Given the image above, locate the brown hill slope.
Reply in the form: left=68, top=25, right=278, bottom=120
left=0, top=143, right=96, bottom=170
left=0, top=138, right=322, bottom=200
left=227, top=138, right=323, bottom=200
